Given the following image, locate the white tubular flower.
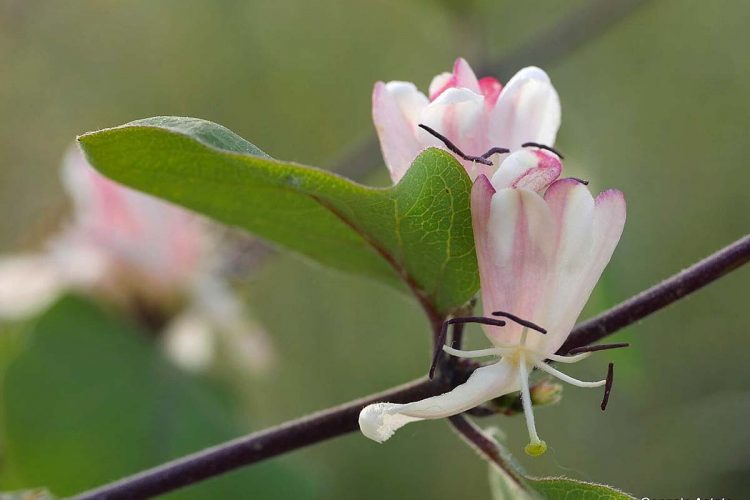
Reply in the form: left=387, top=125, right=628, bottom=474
left=359, top=147, right=626, bottom=456
left=0, top=145, right=274, bottom=373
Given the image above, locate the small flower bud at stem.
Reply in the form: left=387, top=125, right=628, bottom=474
left=530, top=379, right=563, bottom=407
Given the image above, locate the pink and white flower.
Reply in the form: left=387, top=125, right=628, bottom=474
left=0, top=145, right=274, bottom=374
left=373, top=58, right=560, bottom=182
left=359, top=148, right=626, bottom=455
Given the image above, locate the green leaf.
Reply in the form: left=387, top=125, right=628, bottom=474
left=489, top=468, right=635, bottom=500
left=0, top=295, right=315, bottom=499
left=78, top=117, right=478, bottom=314
left=527, top=477, right=635, bottom=500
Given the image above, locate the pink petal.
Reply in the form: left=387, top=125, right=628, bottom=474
left=451, top=57, right=481, bottom=94
left=478, top=77, right=502, bottom=107
left=489, top=66, right=561, bottom=151
left=474, top=185, right=554, bottom=346
left=372, top=81, right=429, bottom=183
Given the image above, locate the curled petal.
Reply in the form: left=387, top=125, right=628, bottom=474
left=490, top=66, right=561, bottom=151
left=490, top=149, right=561, bottom=193
left=372, top=81, right=429, bottom=182
left=359, top=360, right=520, bottom=443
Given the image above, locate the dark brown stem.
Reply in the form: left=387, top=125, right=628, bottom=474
left=73, top=377, right=446, bottom=500
left=73, top=234, right=749, bottom=500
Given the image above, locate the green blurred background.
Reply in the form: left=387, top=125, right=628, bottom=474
left=1, top=0, right=749, bottom=498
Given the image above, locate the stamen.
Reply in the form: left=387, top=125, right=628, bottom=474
left=544, top=352, right=593, bottom=364
left=518, top=353, right=547, bottom=456
left=418, top=124, right=493, bottom=166
left=443, top=345, right=509, bottom=359
left=535, top=362, right=606, bottom=388
left=479, top=146, right=511, bottom=159
left=521, top=142, right=565, bottom=159
left=429, top=316, right=507, bottom=379
left=490, top=310, right=547, bottom=334
left=601, top=362, right=614, bottom=411
left=567, top=343, right=629, bottom=355
left=563, top=177, right=589, bottom=185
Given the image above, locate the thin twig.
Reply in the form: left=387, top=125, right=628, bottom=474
left=73, top=377, right=446, bottom=500
left=448, top=415, right=527, bottom=490
left=74, top=234, right=750, bottom=500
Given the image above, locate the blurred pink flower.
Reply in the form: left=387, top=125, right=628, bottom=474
left=359, top=149, right=626, bottom=456
left=373, top=58, right=560, bottom=182
left=0, top=146, right=274, bottom=374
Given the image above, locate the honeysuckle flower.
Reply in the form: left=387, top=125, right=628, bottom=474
left=359, top=148, right=626, bottom=456
left=0, top=145, right=274, bottom=374
left=373, top=57, right=560, bottom=182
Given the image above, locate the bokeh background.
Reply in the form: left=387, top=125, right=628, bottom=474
left=1, top=0, right=749, bottom=498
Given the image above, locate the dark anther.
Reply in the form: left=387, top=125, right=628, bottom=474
left=564, top=177, right=589, bottom=185
left=567, top=342, right=629, bottom=355
left=429, top=316, right=507, bottom=379
left=490, top=310, right=547, bottom=334
left=601, top=362, right=614, bottom=411
left=479, top=146, right=511, bottom=159
left=418, top=124, right=494, bottom=166
left=521, top=142, right=565, bottom=159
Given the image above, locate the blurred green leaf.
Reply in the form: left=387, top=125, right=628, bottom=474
left=78, top=117, right=478, bottom=314
left=0, top=295, right=315, bottom=499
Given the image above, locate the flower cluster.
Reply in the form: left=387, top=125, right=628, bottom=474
left=361, top=59, right=626, bottom=455
left=0, top=146, right=274, bottom=374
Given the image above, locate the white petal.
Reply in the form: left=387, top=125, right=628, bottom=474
left=372, top=81, right=429, bottom=182
left=536, top=179, right=596, bottom=352
left=359, top=359, right=520, bottom=443
left=490, top=66, right=561, bottom=151
left=0, top=254, right=65, bottom=320
left=479, top=188, right=554, bottom=347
